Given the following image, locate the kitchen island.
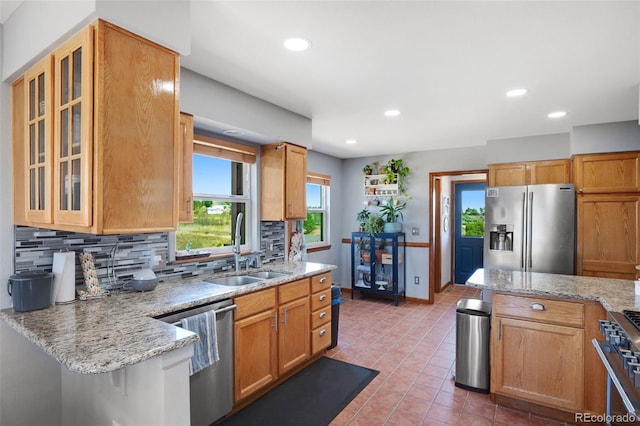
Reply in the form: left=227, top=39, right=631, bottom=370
left=466, top=267, right=639, bottom=312
left=0, top=261, right=336, bottom=426
left=466, top=268, right=637, bottom=421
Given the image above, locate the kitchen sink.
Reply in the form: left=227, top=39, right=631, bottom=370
left=207, top=275, right=265, bottom=286
left=247, top=271, right=289, bottom=279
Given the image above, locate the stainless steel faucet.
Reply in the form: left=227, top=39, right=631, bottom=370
left=233, top=212, right=244, bottom=272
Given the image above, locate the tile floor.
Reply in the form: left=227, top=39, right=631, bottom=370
left=325, top=285, right=574, bottom=426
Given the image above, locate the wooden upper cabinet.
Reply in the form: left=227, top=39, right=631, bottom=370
left=260, top=142, right=307, bottom=220
left=52, top=25, right=93, bottom=227
left=529, top=159, right=571, bottom=185
left=11, top=19, right=180, bottom=234
left=178, top=113, right=194, bottom=223
left=488, top=162, right=527, bottom=186
left=573, top=151, right=640, bottom=194
left=12, top=76, right=27, bottom=225
left=577, top=194, right=640, bottom=279
left=488, top=160, right=571, bottom=187
left=21, top=57, right=54, bottom=224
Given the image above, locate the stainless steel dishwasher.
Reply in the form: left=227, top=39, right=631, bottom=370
left=157, top=299, right=236, bottom=426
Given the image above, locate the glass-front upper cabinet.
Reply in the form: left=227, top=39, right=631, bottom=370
left=24, top=56, right=53, bottom=223
left=53, top=26, right=93, bottom=227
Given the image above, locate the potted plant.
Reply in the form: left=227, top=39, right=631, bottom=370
left=362, top=164, right=373, bottom=175
left=380, top=197, right=406, bottom=233
left=363, top=213, right=384, bottom=235
left=356, top=208, right=370, bottom=232
left=384, top=158, right=411, bottom=195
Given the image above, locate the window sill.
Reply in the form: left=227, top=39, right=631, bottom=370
left=306, top=244, right=331, bottom=253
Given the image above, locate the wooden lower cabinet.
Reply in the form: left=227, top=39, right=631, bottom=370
left=492, top=317, right=584, bottom=411
left=310, top=272, right=332, bottom=354
left=278, top=280, right=310, bottom=375
left=233, top=288, right=278, bottom=402
left=234, top=278, right=314, bottom=403
left=491, top=293, right=606, bottom=417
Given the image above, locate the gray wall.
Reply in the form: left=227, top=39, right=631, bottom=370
left=2, top=0, right=191, bottom=81
left=571, top=121, right=640, bottom=154
left=181, top=68, right=313, bottom=149
left=486, top=133, right=571, bottom=164
left=338, top=146, right=488, bottom=300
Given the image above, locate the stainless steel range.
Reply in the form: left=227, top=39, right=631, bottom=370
left=593, top=311, right=640, bottom=424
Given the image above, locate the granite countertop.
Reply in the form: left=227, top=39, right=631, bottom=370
left=466, top=268, right=639, bottom=312
left=0, top=261, right=336, bottom=374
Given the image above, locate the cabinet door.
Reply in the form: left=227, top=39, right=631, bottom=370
left=574, top=152, right=640, bottom=193
left=492, top=316, right=584, bottom=411
left=178, top=113, right=194, bottom=223
left=95, top=20, right=179, bottom=233
left=529, top=159, right=571, bottom=185
left=488, top=163, right=527, bottom=186
left=23, top=57, right=54, bottom=224
left=278, top=297, right=310, bottom=375
left=577, top=194, right=640, bottom=279
left=234, top=309, right=278, bottom=402
left=285, top=144, right=307, bottom=219
left=52, top=25, right=93, bottom=227
left=12, top=77, right=28, bottom=225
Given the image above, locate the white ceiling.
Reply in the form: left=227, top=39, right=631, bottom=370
left=3, top=1, right=638, bottom=159
left=182, top=1, right=639, bottom=159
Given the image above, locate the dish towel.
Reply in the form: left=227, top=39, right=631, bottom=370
left=180, top=310, right=219, bottom=376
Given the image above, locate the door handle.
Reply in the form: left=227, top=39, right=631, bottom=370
left=282, top=309, right=287, bottom=326
left=273, top=312, right=278, bottom=331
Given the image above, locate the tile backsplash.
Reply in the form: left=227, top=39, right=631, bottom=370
left=13, top=221, right=286, bottom=291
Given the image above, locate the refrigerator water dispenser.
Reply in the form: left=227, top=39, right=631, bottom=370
left=489, top=224, right=513, bottom=251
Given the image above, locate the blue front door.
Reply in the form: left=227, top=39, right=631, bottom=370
left=454, top=182, right=485, bottom=284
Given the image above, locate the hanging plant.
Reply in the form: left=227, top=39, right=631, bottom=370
left=384, top=158, right=411, bottom=196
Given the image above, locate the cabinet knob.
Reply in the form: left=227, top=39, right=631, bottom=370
left=319, top=329, right=327, bottom=336
left=529, top=303, right=546, bottom=311
left=319, top=294, right=327, bottom=301
left=320, top=277, right=327, bottom=283
left=319, top=311, right=327, bottom=319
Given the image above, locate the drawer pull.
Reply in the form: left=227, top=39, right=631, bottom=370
left=530, top=303, right=546, bottom=311
left=319, top=294, right=327, bottom=301
left=319, top=311, right=327, bottom=319
left=320, top=277, right=327, bottom=283
left=319, top=329, right=327, bottom=336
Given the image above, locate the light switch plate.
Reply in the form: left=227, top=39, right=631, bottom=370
left=411, top=227, right=419, bottom=235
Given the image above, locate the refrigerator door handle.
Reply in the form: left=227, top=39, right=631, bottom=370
left=528, top=191, right=534, bottom=269
left=521, top=192, right=526, bottom=269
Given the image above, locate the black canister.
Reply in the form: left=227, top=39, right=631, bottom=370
left=7, top=271, right=54, bottom=312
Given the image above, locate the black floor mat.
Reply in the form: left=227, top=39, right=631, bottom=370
left=218, top=357, right=379, bottom=426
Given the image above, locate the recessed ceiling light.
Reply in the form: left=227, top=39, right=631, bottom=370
left=506, top=88, right=527, bottom=97
left=345, top=139, right=357, bottom=144
left=548, top=111, right=567, bottom=119
left=284, top=38, right=310, bottom=51
left=384, top=110, right=401, bottom=117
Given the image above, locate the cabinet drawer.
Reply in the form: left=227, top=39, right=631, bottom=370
left=311, top=307, right=331, bottom=329
left=234, top=288, right=277, bottom=320
left=311, top=325, right=331, bottom=354
left=493, top=293, right=584, bottom=328
left=311, top=272, right=331, bottom=293
left=278, top=279, right=309, bottom=304
left=311, top=288, right=331, bottom=311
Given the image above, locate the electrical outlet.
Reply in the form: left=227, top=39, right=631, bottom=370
left=414, top=276, right=420, bottom=285
left=411, top=227, right=419, bottom=235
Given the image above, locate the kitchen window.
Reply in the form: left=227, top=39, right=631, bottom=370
left=175, top=134, right=257, bottom=256
left=304, top=172, right=330, bottom=250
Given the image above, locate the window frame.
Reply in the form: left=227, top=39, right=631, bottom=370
left=304, top=172, right=331, bottom=250
left=174, top=133, right=258, bottom=258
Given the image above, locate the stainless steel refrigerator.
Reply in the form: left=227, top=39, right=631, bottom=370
left=483, top=184, right=575, bottom=274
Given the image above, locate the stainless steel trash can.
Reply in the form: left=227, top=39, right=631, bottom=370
left=455, top=298, right=491, bottom=393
